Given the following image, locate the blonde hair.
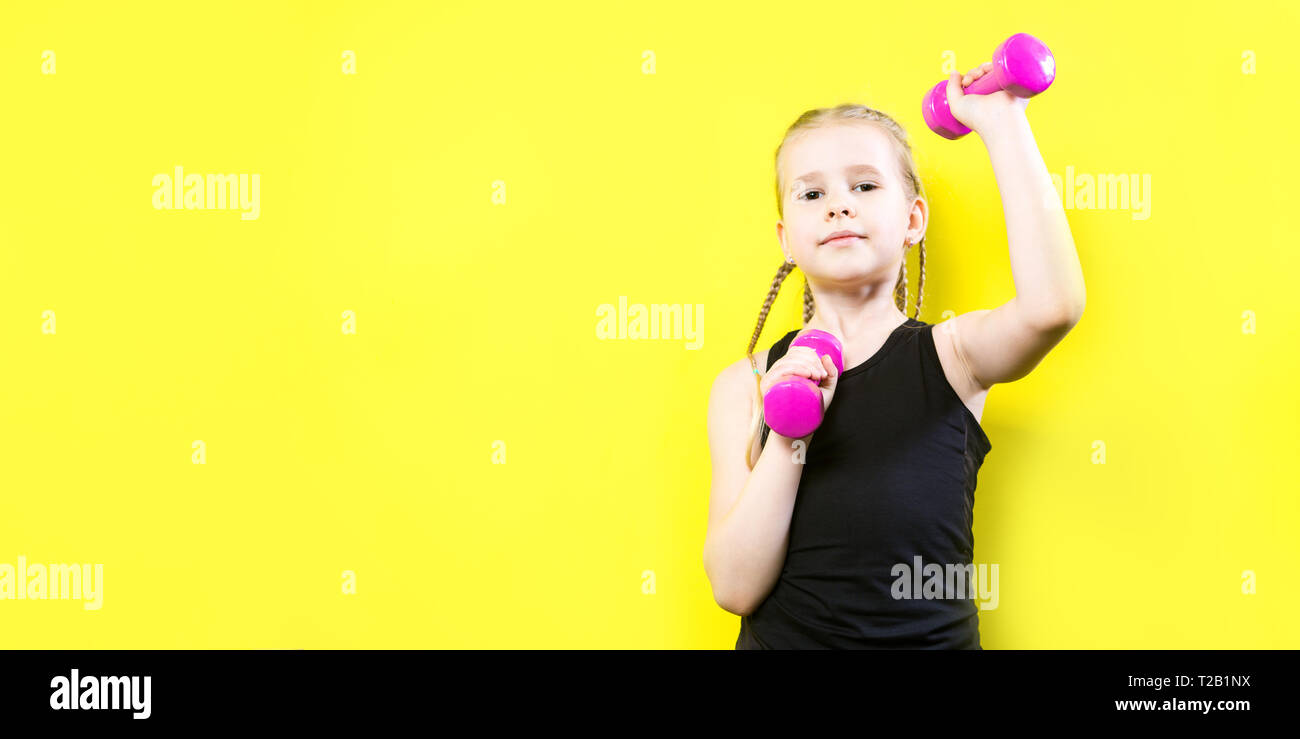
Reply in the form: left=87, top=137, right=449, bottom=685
left=743, top=104, right=929, bottom=469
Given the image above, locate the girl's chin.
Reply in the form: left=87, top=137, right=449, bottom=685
left=808, top=263, right=893, bottom=279
left=807, top=253, right=896, bottom=272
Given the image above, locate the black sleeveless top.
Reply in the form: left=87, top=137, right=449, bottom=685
left=736, top=318, right=993, bottom=649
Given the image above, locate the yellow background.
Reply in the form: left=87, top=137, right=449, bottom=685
left=1, top=0, right=1296, bottom=648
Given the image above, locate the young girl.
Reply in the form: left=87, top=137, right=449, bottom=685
left=703, top=64, right=1086, bottom=649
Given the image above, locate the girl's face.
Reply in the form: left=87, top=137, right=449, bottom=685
left=777, top=123, right=924, bottom=284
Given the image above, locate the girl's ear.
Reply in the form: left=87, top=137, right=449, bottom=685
left=908, top=197, right=928, bottom=240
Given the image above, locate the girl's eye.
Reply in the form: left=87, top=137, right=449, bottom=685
left=799, top=183, right=877, bottom=201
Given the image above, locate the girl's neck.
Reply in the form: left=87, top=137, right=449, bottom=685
left=805, top=308, right=909, bottom=343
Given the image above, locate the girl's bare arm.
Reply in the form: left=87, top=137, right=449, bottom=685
left=945, top=82, right=1086, bottom=389
left=703, top=358, right=808, bottom=616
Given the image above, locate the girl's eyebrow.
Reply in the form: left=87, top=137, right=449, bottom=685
left=790, top=164, right=884, bottom=190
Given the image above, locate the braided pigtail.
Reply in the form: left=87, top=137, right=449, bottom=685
left=893, top=236, right=928, bottom=319
left=914, top=236, right=926, bottom=319
left=744, top=261, right=796, bottom=469
left=894, top=249, right=909, bottom=315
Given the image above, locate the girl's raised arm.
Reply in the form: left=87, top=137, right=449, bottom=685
left=939, top=66, right=1086, bottom=389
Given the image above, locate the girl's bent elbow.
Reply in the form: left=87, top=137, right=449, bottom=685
left=703, top=540, right=757, bottom=615
left=713, top=589, right=753, bottom=617
left=704, top=565, right=752, bottom=616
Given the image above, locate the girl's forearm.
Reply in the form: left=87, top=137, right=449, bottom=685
left=980, top=111, right=1086, bottom=326
left=703, top=431, right=806, bottom=616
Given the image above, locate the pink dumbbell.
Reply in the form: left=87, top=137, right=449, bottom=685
left=922, top=32, right=1056, bottom=140
left=763, top=330, right=844, bottom=440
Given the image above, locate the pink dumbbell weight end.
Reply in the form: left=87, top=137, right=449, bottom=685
left=922, top=32, right=1056, bottom=140
left=762, top=330, right=844, bottom=440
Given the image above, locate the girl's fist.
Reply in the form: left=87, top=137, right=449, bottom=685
left=759, top=343, right=841, bottom=433
left=944, top=61, right=1029, bottom=137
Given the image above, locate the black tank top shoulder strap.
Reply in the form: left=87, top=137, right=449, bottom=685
left=758, top=329, right=800, bottom=449
left=764, top=329, right=801, bottom=372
